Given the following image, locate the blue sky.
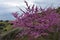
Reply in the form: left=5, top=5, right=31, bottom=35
left=0, top=0, right=60, bottom=20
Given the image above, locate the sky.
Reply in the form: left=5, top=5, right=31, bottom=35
left=0, top=0, right=60, bottom=20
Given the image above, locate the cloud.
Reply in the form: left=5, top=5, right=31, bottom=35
left=0, top=12, right=15, bottom=20
left=34, top=0, right=60, bottom=8
left=0, top=0, right=60, bottom=20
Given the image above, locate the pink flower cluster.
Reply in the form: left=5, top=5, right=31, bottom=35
left=11, top=1, right=60, bottom=38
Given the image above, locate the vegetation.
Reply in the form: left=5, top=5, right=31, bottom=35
left=0, top=1, right=60, bottom=40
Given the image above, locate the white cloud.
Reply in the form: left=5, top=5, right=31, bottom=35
left=34, top=0, right=60, bottom=8
left=0, top=0, right=60, bottom=20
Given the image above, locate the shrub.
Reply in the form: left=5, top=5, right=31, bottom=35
left=0, top=20, right=3, bottom=22
left=5, top=20, right=9, bottom=22
left=11, top=1, right=60, bottom=40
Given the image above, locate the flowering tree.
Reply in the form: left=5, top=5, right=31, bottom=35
left=11, top=1, right=60, bottom=40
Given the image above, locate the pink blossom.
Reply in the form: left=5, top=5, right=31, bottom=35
left=12, top=1, right=60, bottom=39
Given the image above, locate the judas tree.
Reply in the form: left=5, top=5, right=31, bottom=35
left=11, top=1, right=60, bottom=40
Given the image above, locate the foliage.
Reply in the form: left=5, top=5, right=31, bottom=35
left=0, top=28, right=22, bottom=40
left=56, top=7, right=60, bottom=14
left=0, top=20, right=3, bottom=22
left=0, top=21, right=23, bottom=40
left=11, top=1, right=60, bottom=40
left=0, top=21, right=13, bottom=34
left=0, top=1, right=60, bottom=40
